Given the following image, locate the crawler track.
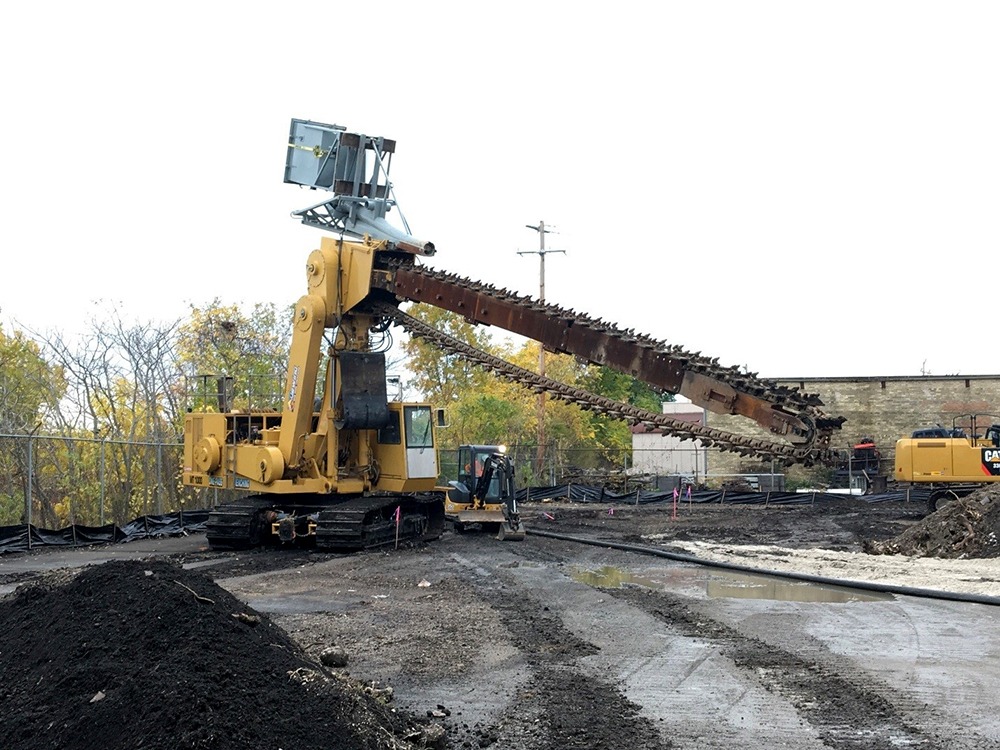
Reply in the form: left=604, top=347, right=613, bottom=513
left=205, top=500, right=271, bottom=550
left=206, top=494, right=445, bottom=552
left=315, top=494, right=445, bottom=551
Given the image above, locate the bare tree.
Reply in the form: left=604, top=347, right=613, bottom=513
left=32, top=308, right=184, bottom=524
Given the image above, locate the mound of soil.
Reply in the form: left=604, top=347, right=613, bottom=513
left=864, top=486, right=1000, bottom=559
left=0, top=559, right=440, bottom=750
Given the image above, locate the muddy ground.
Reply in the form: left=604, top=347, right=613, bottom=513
left=3, top=494, right=1000, bottom=749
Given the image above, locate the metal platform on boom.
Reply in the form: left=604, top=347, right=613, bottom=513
left=284, top=118, right=434, bottom=255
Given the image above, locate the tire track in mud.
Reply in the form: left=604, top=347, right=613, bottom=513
left=465, top=580, right=672, bottom=750
left=448, top=539, right=667, bottom=748
left=606, top=585, right=999, bottom=750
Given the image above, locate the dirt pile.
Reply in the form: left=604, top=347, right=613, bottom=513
left=865, top=486, right=1000, bottom=559
left=0, top=559, right=441, bottom=750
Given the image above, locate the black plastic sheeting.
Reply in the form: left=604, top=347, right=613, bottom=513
left=0, top=510, right=209, bottom=555
left=517, top=485, right=933, bottom=506
left=1, top=485, right=932, bottom=555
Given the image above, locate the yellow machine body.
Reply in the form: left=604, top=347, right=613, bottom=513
left=183, top=400, right=441, bottom=495
left=181, top=236, right=445, bottom=550
left=894, top=436, right=1000, bottom=484
left=894, top=415, right=1000, bottom=511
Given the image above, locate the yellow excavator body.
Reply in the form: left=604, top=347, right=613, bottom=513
left=894, top=414, right=1000, bottom=511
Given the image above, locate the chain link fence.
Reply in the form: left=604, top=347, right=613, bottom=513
left=0, top=432, right=200, bottom=530
left=1, top=433, right=776, bottom=532
left=438, top=444, right=734, bottom=492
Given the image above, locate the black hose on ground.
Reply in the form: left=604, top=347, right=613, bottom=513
left=527, top=528, right=1000, bottom=607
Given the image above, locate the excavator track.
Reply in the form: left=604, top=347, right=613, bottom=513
left=206, top=494, right=445, bottom=552
left=372, top=262, right=845, bottom=457
left=315, top=494, right=446, bottom=552
left=205, top=500, right=271, bottom=550
left=376, top=302, right=843, bottom=467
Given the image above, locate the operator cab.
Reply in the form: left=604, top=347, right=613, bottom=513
left=911, top=426, right=965, bottom=439
left=986, top=425, right=1000, bottom=448
left=453, top=444, right=505, bottom=502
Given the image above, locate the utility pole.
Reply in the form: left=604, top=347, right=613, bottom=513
left=519, top=221, right=565, bottom=481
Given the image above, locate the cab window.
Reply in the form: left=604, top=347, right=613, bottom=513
left=404, top=406, right=433, bottom=449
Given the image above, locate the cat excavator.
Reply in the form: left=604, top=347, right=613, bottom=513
left=894, top=413, right=1000, bottom=512
left=181, top=118, right=847, bottom=551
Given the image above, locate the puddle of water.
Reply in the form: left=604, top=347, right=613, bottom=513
left=707, top=571, right=891, bottom=603
left=573, top=565, right=891, bottom=603
left=572, top=565, right=661, bottom=589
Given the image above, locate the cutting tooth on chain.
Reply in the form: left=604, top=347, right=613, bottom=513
left=375, top=301, right=834, bottom=467
left=376, top=262, right=843, bottom=462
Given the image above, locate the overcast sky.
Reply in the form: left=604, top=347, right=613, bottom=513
left=2, top=2, right=997, bottom=379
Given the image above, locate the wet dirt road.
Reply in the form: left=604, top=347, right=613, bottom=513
left=252, top=533, right=1000, bottom=749
left=4, top=527, right=1000, bottom=749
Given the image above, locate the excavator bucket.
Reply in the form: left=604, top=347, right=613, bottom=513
left=497, top=522, right=525, bottom=541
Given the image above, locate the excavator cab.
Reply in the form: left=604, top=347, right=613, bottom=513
left=446, top=445, right=525, bottom=541
left=456, top=447, right=503, bottom=503
left=985, top=425, right=1000, bottom=448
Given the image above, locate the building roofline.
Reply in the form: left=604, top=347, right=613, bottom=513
left=772, top=374, right=1000, bottom=384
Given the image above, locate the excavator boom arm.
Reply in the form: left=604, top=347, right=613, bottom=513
left=282, top=117, right=845, bottom=469
left=372, top=263, right=844, bottom=456
left=378, top=303, right=841, bottom=466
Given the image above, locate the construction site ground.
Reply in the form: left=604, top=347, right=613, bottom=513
left=3, top=491, right=1000, bottom=749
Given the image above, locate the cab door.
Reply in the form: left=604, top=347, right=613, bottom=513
left=403, top=405, right=438, bottom=479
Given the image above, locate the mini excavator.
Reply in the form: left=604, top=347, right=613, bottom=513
left=445, top=445, right=524, bottom=541
left=181, top=118, right=847, bottom=552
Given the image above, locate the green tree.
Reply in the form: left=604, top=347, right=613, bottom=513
left=0, top=323, right=64, bottom=432
left=400, top=304, right=496, bottom=409
left=0, top=324, right=65, bottom=526
left=505, top=341, right=593, bottom=443
left=577, top=365, right=669, bottom=458
left=454, top=394, right=527, bottom=445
